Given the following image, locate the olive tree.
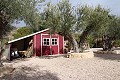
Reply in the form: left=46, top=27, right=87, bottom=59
left=0, top=0, right=44, bottom=66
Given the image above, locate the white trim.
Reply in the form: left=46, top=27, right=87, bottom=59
left=41, top=34, right=50, bottom=35
left=34, top=35, right=36, bottom=56
left=41, top=34, right=42, bottom=56
left=57, top=35, right=60, bottom=54
left=8, top=28, right=49, bottom=44
left=50, top=35, right=52, bottom=55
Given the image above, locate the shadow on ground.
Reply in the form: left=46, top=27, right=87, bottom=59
left=94, top=53, right=120, bottom=60
left=0, top=66, right=60, bottom=80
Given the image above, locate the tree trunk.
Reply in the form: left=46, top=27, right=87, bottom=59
left=0, top=53, right=2, bottom=67
left=79, top=26, right=92, bottom=52
left=102, top=36, right=114, bottom=51
left=0, top=40, right=5, bottom=67
left=68, top=35, right=79, bottom=53
left=72, top=37, right=79, bottom=53
left=0, top=47, right=5, bottom=67
left=0, top=41, right=3, bottom=67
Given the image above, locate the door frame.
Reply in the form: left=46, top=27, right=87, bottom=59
left=41, top=34, right=59, bottom=56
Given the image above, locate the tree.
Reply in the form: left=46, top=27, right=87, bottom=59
left=82, top=15, right=120, bottom=50
left=43, top=0, right=79, bottom=52
left=0, top=0, right=44, bottom=66
left=0, top=0, right=44, bottom=39
left=76, top=5, right=110, bottom=50
left=13, top=27, right=33, bottom=39
left=102, top=16, right=120, bottom=50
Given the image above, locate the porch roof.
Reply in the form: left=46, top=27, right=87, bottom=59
left=8, top=28, right=49, bottom=44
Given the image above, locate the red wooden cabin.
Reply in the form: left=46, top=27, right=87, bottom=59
left=6, top=29, right=64, bottom=60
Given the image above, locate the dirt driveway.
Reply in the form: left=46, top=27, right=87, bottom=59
left=1, top=54, right=120, bottom=80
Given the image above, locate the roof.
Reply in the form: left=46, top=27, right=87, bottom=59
left=8, top=28, right=49, bottom=44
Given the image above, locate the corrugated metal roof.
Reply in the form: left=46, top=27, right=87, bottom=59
left=8, top=28, right=49, bottom=44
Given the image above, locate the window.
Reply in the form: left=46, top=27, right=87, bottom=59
left=43, top=38, right=50, bottom=46
left=52, top=38, right=57, bottom=45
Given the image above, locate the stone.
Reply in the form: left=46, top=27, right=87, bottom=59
left=67, top=52, right=94, bottom=59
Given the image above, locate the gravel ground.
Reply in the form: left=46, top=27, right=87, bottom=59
left=1, top=54, right=120, bottom=80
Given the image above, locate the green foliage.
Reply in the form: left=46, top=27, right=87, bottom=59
left=77, top=5, right=110, bottom=30
left=42, top=0, right=79, bottom=52
left=107, top=17, right=120, bottom=38
left=56, top=0, right=76, bottom=37
left=13, top=27, right=33, bottom=39
left=76, top=5, right=111, bottom=47
left=41, top=1, right=120, bottom=51
left=115, top=40, right=120, bottom=47
left=0, top=0, right=44, bottom=39
left=42, top=2, right=61, bottom=33
left=86, top=35, right=95, bottom=47
left=43, top=0, right=76, bottom=38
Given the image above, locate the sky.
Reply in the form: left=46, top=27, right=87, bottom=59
left=14, top=0, right=120, bottom=27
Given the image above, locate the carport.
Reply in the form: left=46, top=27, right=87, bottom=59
left=6, top=36, right=33, bottom=61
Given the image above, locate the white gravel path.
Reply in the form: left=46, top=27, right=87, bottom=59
left=1, top=54, right=120, bottom=80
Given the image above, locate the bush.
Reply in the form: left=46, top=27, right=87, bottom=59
left=13, top=27, right=33, bottom=39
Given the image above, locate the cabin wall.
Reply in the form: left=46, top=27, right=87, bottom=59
left=34, top=34, right=41, bottom=56
left=34, top=31, right=64, bottom=56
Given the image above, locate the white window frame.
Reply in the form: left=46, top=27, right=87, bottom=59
left=51, top=38, right=58, bottom=46
left=43, top=38, right=50, bottom=46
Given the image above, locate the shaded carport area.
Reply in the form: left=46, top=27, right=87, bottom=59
left=10, top=36, right=33, bottom=60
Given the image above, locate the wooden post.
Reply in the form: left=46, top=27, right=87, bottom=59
left=50, top=34, right=52, bottom=55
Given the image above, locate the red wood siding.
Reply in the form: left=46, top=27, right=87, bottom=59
left=35, top=34, right=41, bottom=56
left=31, top=30, right=64, bottom=56
left=59, top=35, right=64, bottom=54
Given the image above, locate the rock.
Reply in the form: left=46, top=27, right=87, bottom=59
left=67, top=52, right=94, bottom=59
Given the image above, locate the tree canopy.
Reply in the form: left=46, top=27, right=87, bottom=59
left=43, top=0, right=120, bottom=51
left=1, top=0, right=120, bottom=52
left=77, top=5, right=110, bottom=45
left=0, top=0, right=44, bottom=39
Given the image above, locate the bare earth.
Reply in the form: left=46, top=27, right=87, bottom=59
left=1, top=54, right=120, bottom=80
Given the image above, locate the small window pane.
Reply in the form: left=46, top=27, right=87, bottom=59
left=52, top=38, right=57, bottom=45
left=44, top=39, right=46, bottom=41
left=43, top=38, right=50, bottom=46
left=44, top=42, right=46, bottom=45
left=52, top=39, right=54, bottom=41
left=55, top=42, right=57, bottom=45
left=52, top=42, right=54, bottom=45
left=47, top=42, right=49, bottom=45
left=47, top=39, right=49, bottom=41
left=55, top=39, right=57, bottom=41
